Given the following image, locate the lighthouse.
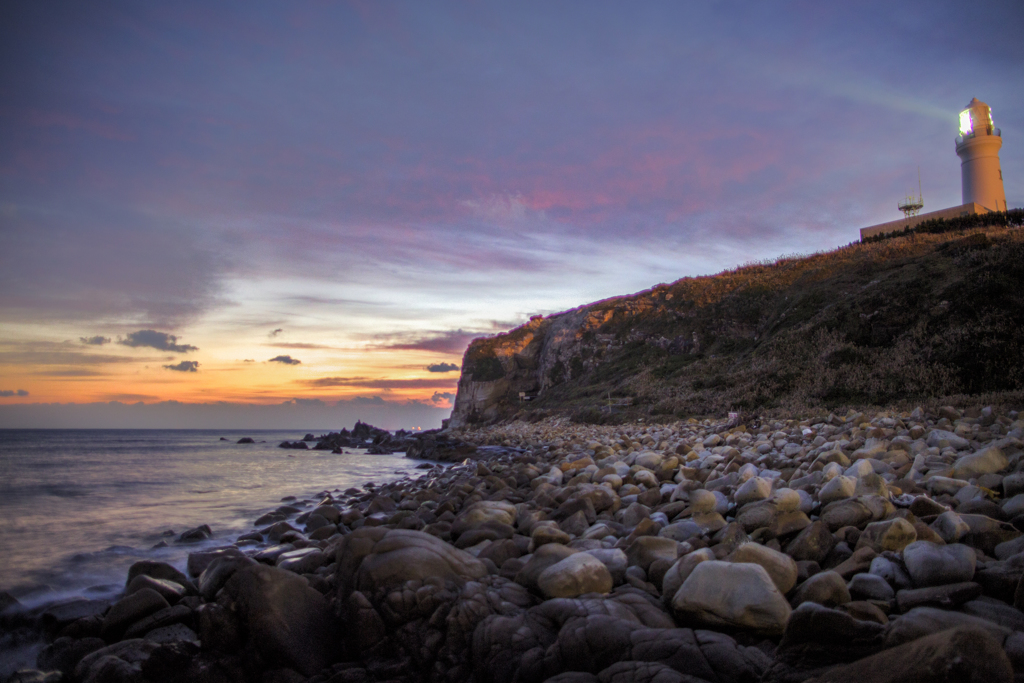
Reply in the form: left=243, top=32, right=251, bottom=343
left=859, top=97, right=1010, bottom=240
left=956, top=98, right=1007, bottom=212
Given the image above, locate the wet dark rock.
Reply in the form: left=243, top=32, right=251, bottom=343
left=405, top=432, right=478, bottom=462
left=187, top=546, right=248, bottom=578
left=763, top=602, right=885, bottom=682
left=223, top=564, right=340, bottom=676
left=198, top=554, right=257, bottom=601
left=101, top=588, right=170, bottom=641
left=36, top=636, right=106, bottom=676
left=126, top=561, right=196, bottom=595
left=122, top=604, right=193, bottom=639
left=236, top=437, right=255, bottom=444
left=125, top=574, right=187, bottom=604
left=895, top=581, right=982, bottom=612
left=177, top=524, right=213, bottom=543
left=38, top=599, right=111, bottom=640
left=73, top=639, right=161, bottom=683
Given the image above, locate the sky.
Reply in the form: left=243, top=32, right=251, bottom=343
left=1, top=0, right=1021, bottom=429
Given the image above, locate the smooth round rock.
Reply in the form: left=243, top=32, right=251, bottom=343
left=903, top=541, right=976, bottom=588
left=537, top=552, right=614, bottom=598
left=671, top=560, right=792, bottom=635
left=730, top=542, right=798, bottom=594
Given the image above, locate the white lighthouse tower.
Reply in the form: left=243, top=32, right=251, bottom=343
left=956, top=98, right=1007, bottom=212
left=859, top=97, right=1011, bottom=240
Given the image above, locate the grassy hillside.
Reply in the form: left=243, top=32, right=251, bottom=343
left=455, top=211, right=1024, bottom=425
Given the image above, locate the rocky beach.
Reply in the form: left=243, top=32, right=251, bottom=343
left=6, top=405, right=1024, bottom=683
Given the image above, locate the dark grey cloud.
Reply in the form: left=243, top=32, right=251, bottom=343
left=79, top=336, right=111, bottom=345
left=0, top=389, right=29, bottom=397
left=164, top=360, right=199, bottom=372
left=426, top=362, right=460, bottom=373
left=431, top=391, right=455, bottom=402
left=119, top=330, right=198, bottom=353
left=269, top=355, right=301, bottom=365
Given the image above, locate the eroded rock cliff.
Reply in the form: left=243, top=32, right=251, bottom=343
left=450, top=224, right=1024, bottom=427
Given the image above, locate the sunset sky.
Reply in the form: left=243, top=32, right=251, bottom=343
left=1, top=1, right=1021, bottom=428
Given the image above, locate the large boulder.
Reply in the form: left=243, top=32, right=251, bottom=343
left=790, top=571, right=851, bottom=609
left=100, top=588, right=170, bottom=641
left=73, top=639, right=160, bottom=683
left=670, top=560, right=792, bottom=635
left=953, top=447, right=1007, bottom=480
left=855, top=518, right=917, bottom=553
left=516, top=543, right=580, bottom=593
left=624, top=537, right=679, bottom=573
left=785, top=521, right=836, bottom=564
left=452, top=500, right=517, bottom=537
left=768, top=603, right=886, bottom=681
left=729, top=542, right=799, bottom=594
left=902, top=541, right=976, bottom=587
left=223, top=564, right=339, bottom=676
left=661, top=548, right=715, bottom=605
left=805, top=626, right=1012, bottom=683
left=339, top=528, right=489, bottom=596
left=537, top=553, right=614, bottom=598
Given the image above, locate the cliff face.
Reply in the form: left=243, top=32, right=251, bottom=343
left=449, top=225, right=1024, bottom=427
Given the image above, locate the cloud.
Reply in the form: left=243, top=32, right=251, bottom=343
left=431, top=391, right=455, bottom=402
left=79, top=336, right=111, bottom=345
left=243, top=359, right=256, bottom=363
left=346, top=396, right=387, bottom=406
left=304, top=377, right=457, bottom=390
left=31, top=368, right=107, bottom=377
left=269, top=328, right=283, bottom=337
left=0, top=390, right=29, bottom=397
left=164, top=360, right=199, bottom=372
left=373, top=330, right=481, bottom=354
left=0, top=341, right=148, bottom=366
left=426, top=362, right=460, bottom=373
left=0, top=398, right=449, bottom=430
left=269, top=355, right=301, bottom=365
left=268, top=342, right=335, bottom=350
left=281, top=398, right=326, bottom=407
left=102, top=393, right=158, bottom=402
left=120, top=330, right=198, bottom=353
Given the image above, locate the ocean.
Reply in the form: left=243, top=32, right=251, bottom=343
left=0, top=428, right=433, bottom=610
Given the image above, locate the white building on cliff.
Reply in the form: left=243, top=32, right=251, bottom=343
left=860, top=98, right=1008, bottom=240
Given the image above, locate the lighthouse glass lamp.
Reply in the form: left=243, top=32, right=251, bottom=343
left=959, top=110, right=972, bottom=137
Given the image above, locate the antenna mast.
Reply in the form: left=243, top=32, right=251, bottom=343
left=899, top=166, right=924, bottom=218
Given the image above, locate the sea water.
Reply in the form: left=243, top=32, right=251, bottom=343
left=0, top=429, right=432, bottom=608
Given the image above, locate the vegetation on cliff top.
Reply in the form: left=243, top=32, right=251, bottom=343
left=457, top=212, right=1024, bottom=425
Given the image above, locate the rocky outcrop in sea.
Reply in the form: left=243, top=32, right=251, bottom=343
left=6, top=404, right=1024, bottom=683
